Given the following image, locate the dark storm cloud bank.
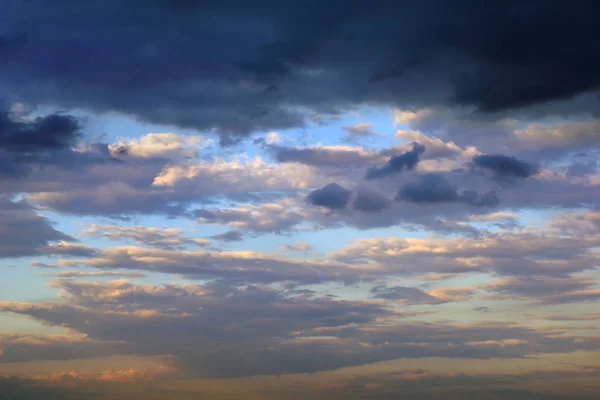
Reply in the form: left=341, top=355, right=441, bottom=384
left=1, top=0, right=599, bottom=144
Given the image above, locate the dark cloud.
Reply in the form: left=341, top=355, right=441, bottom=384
left=0, top=197, right=73, bottom=258
left=473, top=306, right=491, bottom=313
left=396, top=173, right=499, bottom=207
left=352, top=189, right=390, bottom=212
left=365, top=143, right=425, bottom=179
left=306, top=183, right=352, bottom=210
left=460, top=189, right=500, bottom=208
left=397, top=174, right=459, bottom=203
left=0, top=107, right=119, bottom=182
left=2, top=0, right=597, bottom=145
left=0, top=109, right=79, bottom=152
left=473, top=154, right=538, bottom=179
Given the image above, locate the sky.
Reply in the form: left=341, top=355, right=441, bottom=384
left=1, top=1, right=600, bottom=399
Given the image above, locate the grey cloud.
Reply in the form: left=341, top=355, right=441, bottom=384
left=566, top=160, right=597, bottom=178
left=305, top=368, right=600, bottom=400
left=365, top=143, right=425, bottom=179
left=38, top=242, right=99, bottom=257
left=460, top=189, right=500, bottom=208
left=397, top=174, right=459, bottom=203
left=332, top=228, right=600, bottom=279
left=282, top=242, right=312, bottom=252
left=0, top=105, right=123, bottom=183
left=473, top=154, right=538, bottom=179
left=194, top=198, right=315, bottom=236
left=0, top=332, right=127, bottom=364
left=0, top=375, right=96, bottom=400
left=270, top=144, right=378, bottom=168
left=82, top=225, right=210, bottom=249
left=53, top=245, right=361, bottom=285
left=481, top=276, right=599, bottom=305
left=1, top=0, right=599, bottom=145
left=396, top=173, right=499, bottom=208
left=42, top=271, right=146, bottom=278
left=2, top=279, right=598, bottom=379
left=307, top=183, right=352, bottom=210
left=0, top=109, right=79, bottom=152
left=369, top=284, right=441, bottom=305
left=210, top=230, right=244, bottom=242
left=0, top=198, right=73, bottom=258
left=352, top=189, right=390, bottom=212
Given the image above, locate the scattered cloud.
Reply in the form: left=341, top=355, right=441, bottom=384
left=306, top=183, right=352, bottom=210
left=365, top=143, right=425, bottom=179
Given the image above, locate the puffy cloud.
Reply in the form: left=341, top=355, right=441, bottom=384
left=195, top=197, right=315, bottom=234
left=306, top=183, right=352, bottom=210
left=472, top=154, right=538, bottom=179
left=396, top=174, right=499, bottom=208
left=109, top=133, right=215, bottom=159
left=397, top=174, right=459, bottom=203
left=365, top=143, right=425, bottom=179
left=394, top=129, right=473, bottom=159
left=27, top=155, right=321, bottom=217
left=352, top=189, right=391, bottom=212
left=151, top=156, right=318, bottom=193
